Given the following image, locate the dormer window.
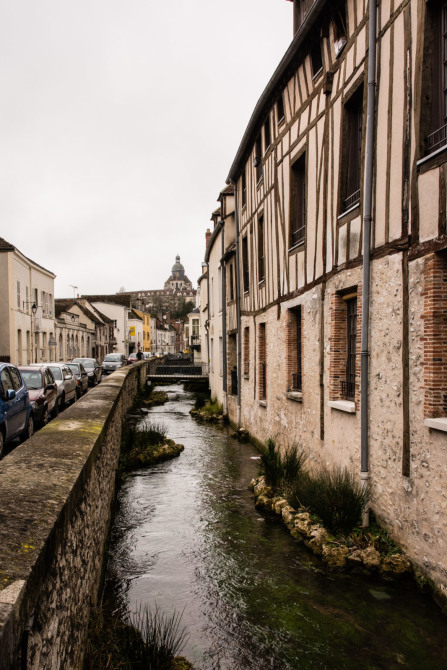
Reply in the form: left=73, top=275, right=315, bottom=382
left=310, top=40, right=323, bottom=78
left=277, top=93, right=285, bottom=126
left=333, top=6, right=348, bottom=56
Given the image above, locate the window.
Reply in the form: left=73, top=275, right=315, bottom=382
left=219, top=336, right=223, bottom=376
left=243, top=327, right=250, bottom=377
left=258, top=215, right=265, bottom=283
left=332, top=5, right=348, bottom=56
left=264, top=116, right=271, bottom=152
left=341, top=87, right=363, bottom=212
left=26, top=286, right=29, bottom=312
left=258, top=323, right=266, bottom=400
left=0, top=368, right=13, bottom=398
left=254, top=134, right=263, bottom=183
left=310, top=40, right=323, bottom=77
left=17, top=281, right=20, bottom=308
left=9, top=365, right=23, bottom=391
left=345, top=297, right=357, bottom=399
left=290, top=154, right=306, bottom=248
left=287, top=307, right=302, bottom=391
left=329, top=289, right=360, bottom=403
left=229, top=262, right=234, bottom=302
left=33, top=288, right=38, bottom=306
left=241, top=168, right=247, bottom=207
left=425, top=2, right=447, bottom=153
left=218, top=267, right=222, bottom=312
left=423, top=252, right=447, bottom=418
left=277, top=93, right=285, bottom=125
left=242, top=236, right=250, bottom=293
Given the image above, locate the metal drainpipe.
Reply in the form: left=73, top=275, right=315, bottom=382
left=206, top=264, right=210, bottom=389
left=231, top=180, right=242, bottom=427
left=221, top=221, right=228, bottom=414
left=360, top=0, right=377, bottom=525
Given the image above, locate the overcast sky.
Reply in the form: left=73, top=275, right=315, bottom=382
left=0, top=1, right=292, bottom=298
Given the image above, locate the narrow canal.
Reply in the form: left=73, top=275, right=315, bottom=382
left=104, top=384, right=447, bottom=670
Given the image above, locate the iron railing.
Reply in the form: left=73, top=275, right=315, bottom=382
left=290, top=224, right=305, bottom=248
left=343, top=189, right=360, bottom=211
left=426, top=124, right=447, bottom=154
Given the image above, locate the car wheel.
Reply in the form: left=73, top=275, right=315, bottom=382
left=0, top=431, right=4, bottom=459
left=20, top=415, right=34, bottom=443
left=59, top=393, right=65, bottom=410
left=41, top=406, right=49, bottom=426
left=76, top=387, right=81, bottom=399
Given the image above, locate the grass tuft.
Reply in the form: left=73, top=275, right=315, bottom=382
left=289, top=465, right=371, bottom=535
left=260, top=437, right=307, bottom=491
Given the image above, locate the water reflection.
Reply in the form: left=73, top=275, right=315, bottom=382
left=105, top=385, right=447, bottom=669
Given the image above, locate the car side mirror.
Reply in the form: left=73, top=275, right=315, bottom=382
left=7, top=389, right=16, bottom=400
left=46, top=384, right=56, bottom=391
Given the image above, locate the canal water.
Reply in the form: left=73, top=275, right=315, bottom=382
left=104, top=384, right=447, bottom=670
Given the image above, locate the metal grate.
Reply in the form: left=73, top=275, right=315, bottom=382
left=231, top=369, right=238, bottom=396
left=260, top=361, right=267, bottom=400
left=341, top=380, right=356, bottom=399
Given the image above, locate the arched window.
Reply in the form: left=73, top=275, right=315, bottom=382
left=59, top=334, right=63, bottom=360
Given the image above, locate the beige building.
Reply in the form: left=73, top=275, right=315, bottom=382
left=0, top=237, right=56, bottom=365
left=202, top=0, right=447, bottom=596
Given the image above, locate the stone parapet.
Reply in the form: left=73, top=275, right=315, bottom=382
left=0, top=360, right=153, bottom=670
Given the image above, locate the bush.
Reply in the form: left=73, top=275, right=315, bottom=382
left=85, top=605, right=190, bottom=670
left=201, top=398, right=223, bottom=416
left=289, top=465, right=371, bottom=535
left=122, top=421, right=167, bottom=454
left=260, top=437, right=306, bottom=490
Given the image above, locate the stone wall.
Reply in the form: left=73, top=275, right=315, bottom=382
left=0, top=360, right=154, bottom=670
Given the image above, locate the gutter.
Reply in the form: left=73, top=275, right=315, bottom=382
left=360, top=0, right=377, bottom=525
left=227, top=0, right=328, bottom=184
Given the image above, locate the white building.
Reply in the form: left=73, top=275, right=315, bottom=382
left=0, top=237, right=56, bottom=365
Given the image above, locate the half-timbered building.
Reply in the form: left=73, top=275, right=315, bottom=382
left=202, top=0, right=447, bottom=596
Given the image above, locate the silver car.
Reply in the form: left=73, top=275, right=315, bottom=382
left=101, top=353, right=127, bottom=375
left=46, top=364, right=77, bottom=409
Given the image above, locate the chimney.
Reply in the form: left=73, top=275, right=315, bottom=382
left=205, top=228, right=211, bottom=248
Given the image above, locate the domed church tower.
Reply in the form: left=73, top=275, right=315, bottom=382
left=164, top=255, right=193, bottom=291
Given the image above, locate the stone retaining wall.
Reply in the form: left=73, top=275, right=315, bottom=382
left=0, top=360, right=153, bottom=670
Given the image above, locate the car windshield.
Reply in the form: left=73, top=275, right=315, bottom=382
left=75, top=359, right=94, bottom=369
left=104, top=355, right=121, bottom=362
left=20, top=371, right=43, bottom=389
left=49, top=367, right=62, bottom=380
left=66, top=364, right=79, bottom=374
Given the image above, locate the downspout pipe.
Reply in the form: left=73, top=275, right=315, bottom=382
left=221, top=222, right=228, bottom=414
left=230, top=180, right=242, bottom=427
left=360, top=0, right=377, bottom=525
left=205, top=264, right=210, bottom=389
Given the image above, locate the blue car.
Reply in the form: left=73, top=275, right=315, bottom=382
left=0, top=362, right=34, bottom=459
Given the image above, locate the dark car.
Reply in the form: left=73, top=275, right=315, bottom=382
left=72, top=358, right=102, bottom=386
left=65, top=362, right=89, bottom=398
left=127, top=352, right=139, bottom=364
left=0, top=363, right=34, bottom=458
left=19, top=366, right=58, bottom=425
left=102, top=353, right=127, bottom=375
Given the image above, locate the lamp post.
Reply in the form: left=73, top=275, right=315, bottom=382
left=31, top=303, right=37, bottom=363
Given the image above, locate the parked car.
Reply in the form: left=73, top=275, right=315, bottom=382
left=19, top=366, right=58, bottom=425
left=0, top=363, right=34, bottom=458
left=65, top=362, right=89, bottom=398
left=127, top=352, right=139, bottom=364
left=72, top=358, right=102, bottom=386
left=102, top=353, right=127, bottom=375
left=143, top=352, right=152, bottom=359
left=30, top=363, right=77, bottom=409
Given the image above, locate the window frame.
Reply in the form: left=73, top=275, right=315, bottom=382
left=289, top=153, right=306, bottom=249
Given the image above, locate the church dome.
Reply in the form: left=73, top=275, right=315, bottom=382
left=171, top=255, right=185, bottom=277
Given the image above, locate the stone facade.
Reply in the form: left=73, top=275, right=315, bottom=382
left=0, top=360, right=156, bottom=669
